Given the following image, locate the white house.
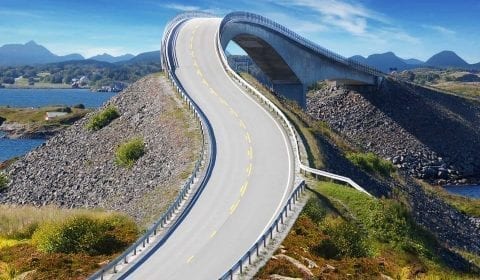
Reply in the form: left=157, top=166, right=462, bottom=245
left=45, top=112, right=68, bottom=121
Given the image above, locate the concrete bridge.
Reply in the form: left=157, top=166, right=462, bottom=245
left=219, top=12, right=384, bottom=106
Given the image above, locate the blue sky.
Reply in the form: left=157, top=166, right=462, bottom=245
left=0, top=0, right=479, bottom=62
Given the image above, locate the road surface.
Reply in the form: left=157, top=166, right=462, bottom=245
left=123, top=17, right=294, bottom=279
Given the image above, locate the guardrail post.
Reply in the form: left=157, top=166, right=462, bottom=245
left=240, top=259, right=243, bottom=274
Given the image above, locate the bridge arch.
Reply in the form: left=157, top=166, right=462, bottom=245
left=219, top=12, right=383, bottom=106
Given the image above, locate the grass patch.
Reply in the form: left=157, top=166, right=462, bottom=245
left=0, top=173, right=8, bottom=192
left=347, top=152, right=396, bottom=178
left=0, top=106, right=89, bottom=125
left=86, top=106, right=119, bottom=131
left=0, top=206, right=139, bottom=279
left=115, top=137, right=145, bottom=167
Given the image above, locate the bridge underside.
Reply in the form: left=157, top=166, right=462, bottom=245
left=221, top=22, right=378, bottom=106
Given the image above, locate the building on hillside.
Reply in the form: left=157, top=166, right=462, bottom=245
left=45, top=112, right=68, bottom=121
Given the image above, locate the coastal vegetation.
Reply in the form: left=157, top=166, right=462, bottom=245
left=0, top=173, right=8, bottom=191
left=0, top=106, right=89, bottom=125
left=346, top=152, right=396, bottom=178
left=86, top=106, right=119, bottom=131
left=257, top=181, right=479, bottom=279
left=0, top=60, right=161, bottom=90
left=0, top=206, right=138, bottom=279
left=115, top=138, right=146, bottom=168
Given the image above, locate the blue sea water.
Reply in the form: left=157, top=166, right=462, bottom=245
left=445, top=185, right=480, bottom=199
left=0, top=88, right=116, bottom=162
left=0, top=88, right=115, bottom=108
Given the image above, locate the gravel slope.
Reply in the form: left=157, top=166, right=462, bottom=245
left=0, top=74, right=201, bottom=224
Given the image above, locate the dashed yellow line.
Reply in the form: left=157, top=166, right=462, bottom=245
left=209, top=88, right=218, bottom=96
left=230, top=199, right=240, bottom=214
left=196, top=69, right=202, bottom=77
left=229, top=107, right=239, bottom=117
left=246, top=163, right=252, bottom=176
left=187, top=255, right=195, bottom=263
left=210, top=230, right=217, bottom=238
left=219, top=97, right=229, bottom=107
left=202, top=78, right=209, bottom=86
left=239, top=120, right=246, bottom=129
left=240, top=181, right=249, bottom=197
left=245, top=132, right=251, bottom=143
left=247, top=146, right=253, bottom=159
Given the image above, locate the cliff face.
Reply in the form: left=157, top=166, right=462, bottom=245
left=0, top=75, right=201, bottom=224
left=306, top=79, right=480, bottom=185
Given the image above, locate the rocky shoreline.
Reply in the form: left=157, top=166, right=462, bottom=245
left=306, top=79, right=480, bottom=186
left=0, top=121, right=64, bottom=139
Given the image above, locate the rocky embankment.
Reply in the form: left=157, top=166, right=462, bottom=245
left=0, top=75, right=201, bottom=224
left=305, top=79, right=480, bottom=256
left=307, top=79, right=480, bottom=185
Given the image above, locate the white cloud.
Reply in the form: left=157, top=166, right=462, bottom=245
left=163, top=3, right=201, bottom=12
left=422, top=24, right=456, bottom=35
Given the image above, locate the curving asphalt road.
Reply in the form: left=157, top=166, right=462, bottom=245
left=123, top=17, right=294, bottom=279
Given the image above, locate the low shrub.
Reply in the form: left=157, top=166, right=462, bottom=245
left=32, top=214, right=137, bottom=255
left=347, top=152, right=395, bottom=177
left=318, top=216, right=370, bottom=259
left=302, top=197, right=326, bottom=224
left=115, top=137, right=145, bottom=167
left=86, top=106, right=119, bottom=131
left=0, top=172, right=9, bottom=191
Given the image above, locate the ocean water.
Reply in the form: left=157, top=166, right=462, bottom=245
left=445, top=185, right=480, bottom=199
left=0, top=88, right=115, bottom=108
left=0, top=89, right=116, bottom=162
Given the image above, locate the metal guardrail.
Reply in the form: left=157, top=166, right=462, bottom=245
left=216, top=14, right=373, bottom=279
left=88, top=12, right=216, bottom=280
left=219, top=11, right=385, bottom=78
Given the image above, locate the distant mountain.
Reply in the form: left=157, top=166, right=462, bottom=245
left=425, top=50, right=469, bottom=69
left=0, top=41, right=84, bottom=66
left=349, top=52, right=410, bottom=72
left=403, top=58, right=424, bottom=65
left=89, top=53, right=134, bottom=63
left=126, top=51, right=160, bottom=64
left=349, top=51, right=480, bottom=72
left=349, top=55, right=367, bottom=64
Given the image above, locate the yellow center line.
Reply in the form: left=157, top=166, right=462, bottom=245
left=239, top=120, right=246, bottom=129
left=230, top=199, right=240, bottom=214
left=240, top=181, right=249, bottom=196
left=187, top=255, right=195, bottom=263
left=219, top=97, right=229, bottom=107
left=229, top=107, right=239, bottom=118
left=246, top=163, right=253, bottom=176
left=210, top=230, right=217, bottom=238
left=209, top=88, right=218, bottom=96
left=247, top=146, right=253, bottom=159
left=245, top=132, right=251, bottom=143
left=202, top=78, right=209, bottom=86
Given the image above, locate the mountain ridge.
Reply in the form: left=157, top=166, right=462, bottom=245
left=0, top=41, right=153, bottom=66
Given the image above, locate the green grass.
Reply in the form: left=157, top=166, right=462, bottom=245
left=0, top=106, right=88, bottom=124
left=0, top=173, right=8, bottom=191
left=347, top=152, right=396, bottom=178
left=115, top=137, right=145, bottom=167
left=86, top=106, right=119, bottom=131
